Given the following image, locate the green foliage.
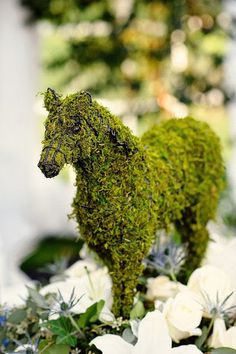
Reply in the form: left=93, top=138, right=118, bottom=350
left=130, top=300, right=145, bottom=320
left=38, top=89, right=224, bottom=317
left=44, top=317, right=78, bottom=346
left=0, top=304, right=42, bottom=352
left=77, top=300, right=105, bottom=329
left=21, top=0, right=228, bottom=116
left=195, top=325, right=209, bottom=350
left=20, top=235, right=84, bottom=282
left=0, top=286, right=108, bottom=353
left=7, top=309, right=28, bottom=324
left=39, top=342, right=70, bottom=354
left=211, top=349, right=236, bottom=354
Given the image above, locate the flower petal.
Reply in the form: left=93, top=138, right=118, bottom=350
left=134, top=310, right=171, bottom=354
left=147, top=276, right=186, bottom=301
left=65, top=259, right=98, bottom=278
left=99, top=306, right=115, bottom=323
left=91, top=334, right=133, bottom=354
left=221, top=326, right=236, bottom=349
left=208, top=318, right=226, bottom=348
left=171, top=345, right=203, bottom=354
left=187, top=265, right=233, bottom=317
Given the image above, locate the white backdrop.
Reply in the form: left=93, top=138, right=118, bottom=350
left=0, top=0, right=75, bottom=301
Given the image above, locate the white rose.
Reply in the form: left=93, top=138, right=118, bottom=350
left=209, top=318, right=236, bottom=350
left=163, top=291, right=203, bottom=342
left=146, top=276, right=186, bottom=301
left=187, top=265, right=234, bottom=317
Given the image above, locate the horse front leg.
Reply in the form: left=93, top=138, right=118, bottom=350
left=111, top=257, right=143, bottom=318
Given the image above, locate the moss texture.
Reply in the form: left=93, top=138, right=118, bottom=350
left=38, top=89, right=224, bottom=317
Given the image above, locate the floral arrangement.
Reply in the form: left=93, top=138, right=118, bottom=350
left=1, top=238, right=236, bottom=354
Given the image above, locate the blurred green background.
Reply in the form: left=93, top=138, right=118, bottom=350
left=22, top=0, right=230, bottom=140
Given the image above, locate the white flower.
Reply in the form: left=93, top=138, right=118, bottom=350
left=206, top=233, right=236, bottom=289
left=146, top=275, right=186, bottom=301
left=130, top=319, right=140, bottom=338
left=187, top=265, right=235, bottom=318
left=14, top=344, right=36, bottom=352
left=64, top=259, right=99, bottom=278
left=40, top=267, right=114, bottom=322
left=91, top=310, right=203, bottom=354
left=162, top=291, right=203, bottom=342
left=209, top=318, right=236, bottom=350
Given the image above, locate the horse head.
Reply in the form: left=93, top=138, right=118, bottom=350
left=38, top=88, right=93, bottom=178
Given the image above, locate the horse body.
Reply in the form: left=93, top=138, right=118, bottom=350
left=38, top=89, right=224, bottom=317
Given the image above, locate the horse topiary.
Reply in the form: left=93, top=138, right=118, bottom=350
left=38, top=88, right=224, bottom=318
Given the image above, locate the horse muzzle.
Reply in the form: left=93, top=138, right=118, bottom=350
left=37, top=161, right=60, bottom=178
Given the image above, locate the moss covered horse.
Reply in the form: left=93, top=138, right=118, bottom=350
left=38, top=88, right=224, bottom=317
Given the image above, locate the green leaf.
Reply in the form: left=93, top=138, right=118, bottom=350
left=195, top=326, right=208, bottom=349
left=130, top=300, right=145, bottom=320
left=8, top=309, right=27, bottom=324
left=39, top=343, right=70, bottom=354
left=77, top=300, right=105, bottom=329
left=122, top=327, right=136, bottom=343
left=0, top=330, right=6, bottom=341
left=43, top=317, right=77, bottom=347
left=211, top=348, right=236, bottom=354
left=56, top=333, right=77, bottom=347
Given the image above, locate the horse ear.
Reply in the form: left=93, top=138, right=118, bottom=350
left=44, top=88, right=61, bottom=111
left=79, top=90, right=92, bottom=105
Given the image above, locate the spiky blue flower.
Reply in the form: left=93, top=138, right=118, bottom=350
left=145, top=239, right=186, bottom=280
left=201, top=290, right=236, bottom=320
left=48, top=287, right=83, bottom=317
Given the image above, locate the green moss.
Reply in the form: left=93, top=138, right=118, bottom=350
left=142, top=118, right=225, bottom=280
left=38, top=89, right=224, bottom=317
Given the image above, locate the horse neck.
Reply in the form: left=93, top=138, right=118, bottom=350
left=73, top=100, right=142, bottom=176
left=92, top=100, right=141, bottom=154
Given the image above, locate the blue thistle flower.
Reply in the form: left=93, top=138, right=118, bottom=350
left=2, top=338, right=10, bottom=348
left=201, top=290, right=236, bottom=320
left=145, top=238, right=186, bottom=280
left=0, top=315, right=6, bottom=327
left=49, top=287, right=83, bottom=317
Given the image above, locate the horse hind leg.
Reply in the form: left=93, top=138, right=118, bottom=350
left=175, top=204, right=210, bottom=282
